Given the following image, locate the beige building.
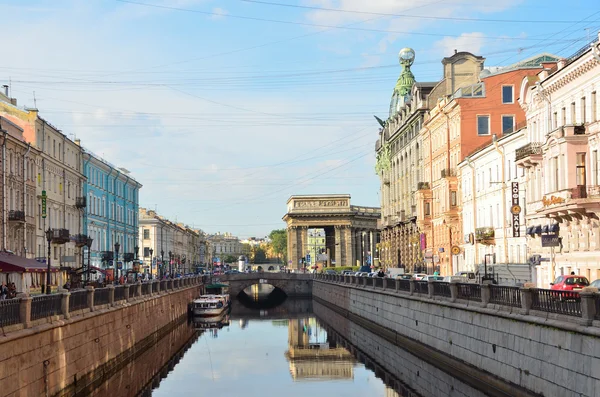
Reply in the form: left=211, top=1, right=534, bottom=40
left=139, top=208, right=203, bottom=276
left=207, top=232, right=245, bottom=263
left=0, top=90, right=86, bottom=280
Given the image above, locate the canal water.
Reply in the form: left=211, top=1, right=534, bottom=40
left=86, top=295, right=491, bottom=396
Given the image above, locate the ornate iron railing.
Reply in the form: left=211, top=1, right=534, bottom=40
left=114, top=286, right=126, bottom=301
left=141, top=283, right=150, bottom=295
left=69, top=290, right=88, bottom=312
left=0, top=298, right=21, bottom=326
left=432, top=282, right=451, bottom=298
left=531, top=289, right=581, bottom=317
left=457, top=283, right=482, bottom=301
left=515, top=142, right=542, bottom=161
left=490, top=285, right=522, bottom=307
left=129, top=284, right=137, bottom=298
left=31, top=294, right=62, bottom=321
left=94, top=288, right=110, bottom=306
left=397, top=279, right=410, bottom=291
left=414, top=281, right=428, bottom=294
left=8, top=210, right=25, bottom=222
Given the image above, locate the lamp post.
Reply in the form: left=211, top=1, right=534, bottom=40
left=168, top=251, right=173, bottom=278
left=160, top=249, right=164, bottom=279
left=114, top=242, right=120, bottom=284
left=85, top=236, right=93, bottom=286
left=134, top=245, right=139, bottom=281
left=45, top=229, right=53, bottom=294
left=149, top=248, right=154, bottom=279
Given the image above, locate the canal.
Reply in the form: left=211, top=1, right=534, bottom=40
left=82, top=295, right=490, bottom=396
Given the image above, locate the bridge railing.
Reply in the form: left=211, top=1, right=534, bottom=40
left=316, top=275, right=600, bottom=326
left=0, top=276, right=204, bottom=334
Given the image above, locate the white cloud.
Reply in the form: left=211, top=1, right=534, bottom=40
left=433, top=32, right=487, bottom=57
left=210, top=7, right=228, bottom=20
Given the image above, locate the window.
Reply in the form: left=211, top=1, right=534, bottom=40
left=502, top=85, right=513, bottom=104
left=477, top=115, right=490, bottom=135
left=592, top=92, right=597, bottom=122
left=581, top=97, right=586, bottom=124
left=144, top=247, right=150, bottom=257
left=450, top=191, right=457, bottom=207
left=143, top=229, right=150, bottom=239
left=571, top=102, right=576, bottom=124
left=502, top=115, right=515, bottom=134
left=424, top=202, right=431, bottom=216
left=562, top=107, right=566, bottom=126
left=576, top=153, right=586, bottom=186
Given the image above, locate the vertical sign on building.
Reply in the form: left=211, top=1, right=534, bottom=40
left=41, top=190, right=47, bottom=218
left=511, top=182, right=521, bottom=237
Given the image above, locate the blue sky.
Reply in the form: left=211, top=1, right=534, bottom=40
left=1, top=0, right=599, bottom=237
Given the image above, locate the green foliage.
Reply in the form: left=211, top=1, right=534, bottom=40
left=268, top=229, right=287, bottom=264
left=252, top=246, right=267, bottom=263
left=318, top=266, right=360, bottom=274
left=222, top=254, right=237, bottom=264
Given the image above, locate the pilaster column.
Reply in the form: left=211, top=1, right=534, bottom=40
left=86, top=286, right=95, bottom=312
left=300, top=226, right=308, bottom=269
left=344, top=226, right=353, bottom=268
left=288, top=226, right=299, bottom=270
left=334, top=226, right=342, bottom=267
left=17, top=293, right=32, bottom=329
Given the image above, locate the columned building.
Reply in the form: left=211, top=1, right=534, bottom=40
left=82, top=148, right=142, bottom=277
left=206, top=232, right=245, bottom=261
left=375, top=48, right=435, bottom=272
left=518, top=33, right=600, bottom=287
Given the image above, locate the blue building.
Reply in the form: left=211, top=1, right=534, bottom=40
left=82, top=148, right=142, bottom=279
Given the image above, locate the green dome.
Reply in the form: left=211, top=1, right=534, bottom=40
left=389, top=48, right=416, bottom=118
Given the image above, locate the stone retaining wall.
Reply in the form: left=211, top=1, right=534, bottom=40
left=0, top=284, right=201, bottom=397
left=314, top=280, right=600, bottom=397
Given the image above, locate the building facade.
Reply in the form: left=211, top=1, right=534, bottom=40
left=207, top=232, right=245, bottom=262
left=83, top=148, right=142, bottom=278
left=518, top=34, right=600, bottom=286
left=139, top=208, right=201, bottom=276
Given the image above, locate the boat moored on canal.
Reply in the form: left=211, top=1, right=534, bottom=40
left=191, top=296, right=227, bottom=317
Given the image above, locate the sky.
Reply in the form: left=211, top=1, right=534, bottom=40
left=1, top=0, right=599, bottom=238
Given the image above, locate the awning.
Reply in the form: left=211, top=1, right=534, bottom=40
left=0, top=252, right=60, bottom=273
left=549, top=224, right=560, bottom=233
left=542, top=225, right=549, bottom=234
left=526, top=226, right=534, bottom=235
left=533, top=225, right=542, bottom=235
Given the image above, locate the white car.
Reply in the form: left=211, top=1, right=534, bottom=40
left=413, top=273, right=428, bottom=280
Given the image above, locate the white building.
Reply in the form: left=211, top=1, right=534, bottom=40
left=518, top=32, right=600, bottom=287
left=459, top=130, right=529, bottom=271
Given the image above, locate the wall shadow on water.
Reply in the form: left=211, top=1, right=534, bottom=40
left=236, top=283, right=289, bottom=309
left=313, top=300, right=490, bottom=397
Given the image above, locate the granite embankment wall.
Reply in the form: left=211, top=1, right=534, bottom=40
left=314, top=280, right=600, bottom=397
left=0, top=284, right=201, bottom=397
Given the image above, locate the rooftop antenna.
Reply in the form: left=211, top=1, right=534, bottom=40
left=33, top=91, right=37, bottom=108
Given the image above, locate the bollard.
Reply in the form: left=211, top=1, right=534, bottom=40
left=124, top=284, right=131, bottom=301
left=519, top=287, right=533, bottom=315
left=148, top=281, right=153, bottom=296
left=137, top=281, right=142, bottom=297
left=17, top=293, right=32, bottom=329
left=108, top=285, right=115, bottom=306
left=409, top=279, right=416, bottom=295
left=427, top=281, right=434, bottom=298
left=154, top=280, right=161, bottom=294
left=480, top=284, right=490, bottom=308
left=86, top=286, right=95, bottom=312
left=449, top=281, right=459, bottom=303
left=61, top=291, right=71, bottom=320
left=578, top=290, right=597, bottom=326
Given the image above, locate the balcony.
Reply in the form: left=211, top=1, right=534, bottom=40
left=8, top=210, right=25, bottom=223
left=123, top=253, right=135, bottom=262
left=571, top=185, right=587, bottom=199
left=50, top=229, right=70, bottom=244
left=75, top=197, right=87, bottom=208
left=101, top=251, right=114, bottom=261
left=71, top=234, right=89, bottom=247
left=515, top=142, right=542, bottom=167
left=475, top=227, right=495, bottom=245
left=417, top=182, right=430, bottom=190
left=440, top=168, right=457, bottom=178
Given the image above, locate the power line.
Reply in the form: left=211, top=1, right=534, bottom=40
left=115, top=0, right=586, bottom=42
left=239, top=0, right=598, bottom=24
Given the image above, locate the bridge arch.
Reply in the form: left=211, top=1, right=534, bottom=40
left=220, top=273, right=313, bottom=298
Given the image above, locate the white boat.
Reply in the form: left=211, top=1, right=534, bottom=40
left=192, top=296, right=227, bottom=317
left=201, top=294, right=230, bottom=308
left=192, top=312, right=231, bottom=329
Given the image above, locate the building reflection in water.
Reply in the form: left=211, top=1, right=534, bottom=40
left=284, top=317, right=356, bottom=381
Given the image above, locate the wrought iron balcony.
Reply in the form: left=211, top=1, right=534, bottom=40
left=8, top=210, right=25, bottom=222
left=101, top=251, right=114, bottom=261
left=440, top=168, right=456, bottom=178
left=72, top=234, right=89, bottom=247
left=571, top=185, right=587, bottom=199
left=75, top=197, right=87, bottom=208
left=50, top=228, right=70, bottom=244
left=417, top=181, right=430, bottom=190
left=123, top=253, right=134, bottom=262
left=475, top=227, right=495, bottom=242
left=515, top=142, right=543, bottom=162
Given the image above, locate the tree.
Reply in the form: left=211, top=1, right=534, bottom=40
left=252, top=246, right=267, bottom=263
left=223, top=254, right=237, bottom=264
left=269, top=229, right=287, bottom=264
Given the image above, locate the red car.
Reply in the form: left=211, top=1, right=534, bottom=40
left=550, top=275, right=589, bottom=299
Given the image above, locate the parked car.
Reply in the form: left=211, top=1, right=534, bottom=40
left=356, top=272, right=369, bottom=277
left=455, top=271, right=476, bottom=281
left=550, top=275, right=589, bottom=292
left=396, top=274, right=413, bottom=280
left=425, top=275, right=445, bottom=282
left=341, top=270, right=354, bottom=275
left=590, top=279, right=600, bottom=288
left=412, top=273, right=428, bottom=280
left=324, top=269, right=337, bottom=275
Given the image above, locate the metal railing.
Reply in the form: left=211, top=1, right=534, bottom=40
left=384, top=278, right=395, bottom=289
left=414, top=281, right=428, bottom=294
left=94, top=288, right=110, bottom=306
left=129, top=284, right=137, bottom=298
left=161, top=280, right=167, bottom=291
left=531, top=289, right=581, bottom=317
left=141, top=283, right=150, bottom=295
left=595, top=296, right=600, bottom=321
left=0, top=298, right=21, bottom=326
left=457, top=284, right=482, bottom=301
left=397, top=279, right=410, bottom=291
left=490, top=285, right=521, bottom=307
left=114, top=286, right=126, bottom=301
left=515, top=142, right=542, bottom=161
left=31, top=294, right=62, bottom=321
left=432, top=282, right=451, bottom=298
left=374, top=278, right=384, bottom=288
left=69, top=290, right=88, bottom=312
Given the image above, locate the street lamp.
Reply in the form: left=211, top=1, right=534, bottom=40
left=168, top=251, right=173, bottom=278
left=134, top=245, right=139, bottom=281
left=45, top=229, right=53, bottom=294
left=85, top=236, right=93, bottom=286
left=114, top=242, right=120, bottom=284
left=149, top=248, right=154, bottom=279
left=160, top=249, right=164, bottom=279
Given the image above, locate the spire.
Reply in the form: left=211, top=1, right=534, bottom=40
left=389, top=48, right=416, bottom=118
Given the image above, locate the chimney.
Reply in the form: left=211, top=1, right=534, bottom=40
left=2, top=85, right=7, bottom=96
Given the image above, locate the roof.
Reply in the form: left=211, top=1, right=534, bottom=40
left=0, top=253, right=60, bottom=273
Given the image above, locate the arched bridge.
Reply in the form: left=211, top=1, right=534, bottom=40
left=219, top=273, right=313, bottom=297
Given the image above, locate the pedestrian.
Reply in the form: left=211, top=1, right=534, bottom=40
left=570, top=271, right=576, bottom=275
left=0, top=282, right=8, bottom=300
